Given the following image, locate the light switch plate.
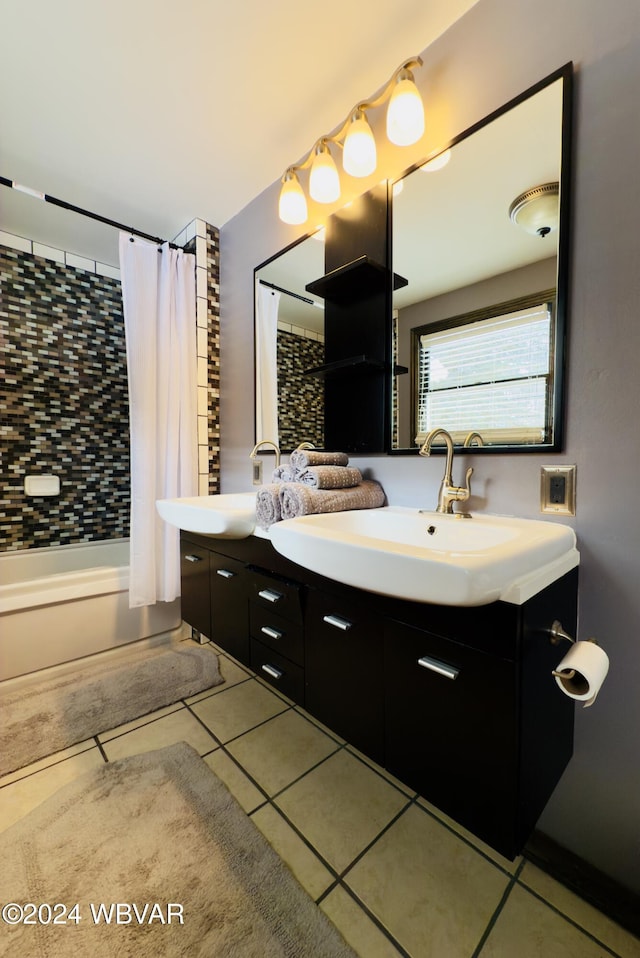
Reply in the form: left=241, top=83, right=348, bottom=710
left=540, top=465, right=576, bottom=516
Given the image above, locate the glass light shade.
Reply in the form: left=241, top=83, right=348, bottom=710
left=420, top=149, right=451, bottom=172
left=343, top=111, right=377, bottom=177
left=278, top=172, right=307, bottom=225
left=309, top=145, right=340, bottom=203
left=509, top=183, right=559, bottom=237
left=386, top=72, right=425, bottom=146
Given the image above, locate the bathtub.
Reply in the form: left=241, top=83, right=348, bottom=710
left=0, top=539, right=182, bottom=681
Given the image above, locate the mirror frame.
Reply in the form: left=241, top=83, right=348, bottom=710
left=387, top=62, right=573, bottom=455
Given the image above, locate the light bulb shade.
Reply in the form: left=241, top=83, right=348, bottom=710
left=343, top=111, right=377, bottom=177
left=309, top=144, right=340, bottom=203
left=386, top=70, right=425, bottom=146
left=509, top=183, right=559, bottom=238
left=420, top=149, right=451, bottom=172
left=279, top=171, right=307, bottom=225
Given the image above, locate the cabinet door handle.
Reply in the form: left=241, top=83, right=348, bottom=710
left=184, top=554, right=202, bottom=563
left=216, top=568, right=235, bottom=579
left=323, top=614, right=353, bottom=632
left=418, top=655, right=459, bottom=681
left=258, top=588, right=283, bottom=603
left=261, top=626, right=282, bottom=641
left=261, top=663, right=283, bottom=680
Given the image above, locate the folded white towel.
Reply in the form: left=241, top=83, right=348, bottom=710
left=297, top=465, right=363, bottom=489
left=279, top=480, right=385, bottom=520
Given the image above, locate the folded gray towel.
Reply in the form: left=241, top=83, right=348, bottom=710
left=289, top=449, right=349, bottom=469
left=255, top=484, right=282, bottom=529
left=297, top=465, right=363, bottom=489
left=272, top=464, right=298, bottom=482
left=279, top=480, right=385, bottom=520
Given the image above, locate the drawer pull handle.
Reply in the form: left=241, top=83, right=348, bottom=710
left=261, top=626, right=282, bottom=641
left=261, top=663, right=283, bottom=680
left=323, top=614, right=352, bottom=632
left=216, top=569, right=235, bottom=579
left=418, top=655, right=459, bottom=681
left=258, top=588, right=283, bottom=603
left=184, top=554, right=202, bottom=563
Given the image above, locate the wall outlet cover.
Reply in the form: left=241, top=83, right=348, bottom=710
left=541, top=465, right=576, bottom=516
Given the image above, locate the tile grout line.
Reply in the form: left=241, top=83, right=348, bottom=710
left=469, top=858, right=525, bottom=958
left=325, top=881, right=413, bottom=958
left=512, top=879, right=626, bottom=958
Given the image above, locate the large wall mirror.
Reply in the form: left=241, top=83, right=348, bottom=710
left=254, top=230, right=326, bottom=453
left=391, top=64, right=572, bottom=452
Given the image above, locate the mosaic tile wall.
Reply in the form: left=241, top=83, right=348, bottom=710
left=276, top=329, right=324, bottom=450
left=205, top=224, right=220, bottom=494
left=0, top=245, right=130, bottom=550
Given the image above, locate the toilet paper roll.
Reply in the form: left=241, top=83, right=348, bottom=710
left=552, top=640, right=609, bottom=708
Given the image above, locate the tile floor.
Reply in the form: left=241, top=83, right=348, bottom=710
left=1, top=643, right=639, bottom=958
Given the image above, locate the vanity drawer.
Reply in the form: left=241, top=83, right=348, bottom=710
left=250, top=638, right=305, bottom=704
left=250, top=570, right=303, bottom=624
left=249, top=605, right=304, bottom=666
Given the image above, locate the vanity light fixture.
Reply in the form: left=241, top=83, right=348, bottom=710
left=309, top=140, right=341, bottom=203
left=509, top=182, right=560, bottom=238
left=278, top=56, right=424, bottom=224
left=278, top=169, right=308, bottom=225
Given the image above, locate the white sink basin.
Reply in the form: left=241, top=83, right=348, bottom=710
left=156, top=493, right=256, bottom=538
left=269, top=506, right=579, bottom=606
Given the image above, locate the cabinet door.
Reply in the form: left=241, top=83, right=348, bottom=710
left=210, top=555, right=250, bottom=665
left=305, top=587, right=384, bottom=764
left=384, top=620, right=519, bottom=858
left=180, top=542, right=211, bottom=637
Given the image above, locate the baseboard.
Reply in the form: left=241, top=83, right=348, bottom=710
left=524, top=830, right=640, bottom=939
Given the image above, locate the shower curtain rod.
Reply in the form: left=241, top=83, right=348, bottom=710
left=259, top=278, right=321, bottom=308
left=0, top=176, right=182, bottom=249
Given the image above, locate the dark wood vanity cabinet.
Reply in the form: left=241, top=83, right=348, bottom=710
left=384, top=620, right=519, bottom=854
left=180, top=540, right=211, bottom=638
left=248, top=569, right=305, bottom=704
left=305, top=585, right=385, bottom=764
left=179, top=531, right=577, bottom=859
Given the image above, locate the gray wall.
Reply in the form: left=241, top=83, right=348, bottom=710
left=220, top=0, right=640, bottom=894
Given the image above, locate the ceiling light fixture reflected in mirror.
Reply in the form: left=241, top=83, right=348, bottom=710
left=509, top=182, right=559, bottom=238
left=420, top=149, right=451, bottom=172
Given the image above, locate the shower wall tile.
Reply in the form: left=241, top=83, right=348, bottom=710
left=0, top=244, right=130, bottom=551
left=277, top=330, right=324, bottom=451
left=205, top=223, right=220, bottom=494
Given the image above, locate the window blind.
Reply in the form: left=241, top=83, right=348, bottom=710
left=416, top=303, right=553, bottom=446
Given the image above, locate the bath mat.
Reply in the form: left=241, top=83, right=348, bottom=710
left=0, top=640, right=223, bottom=777
left=0, top=742, right=357, bottom=958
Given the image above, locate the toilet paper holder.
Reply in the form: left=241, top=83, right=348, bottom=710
left=549, top=620, right=598, bottom=646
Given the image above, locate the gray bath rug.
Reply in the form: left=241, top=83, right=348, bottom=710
left=0, top=742, right=357, bottom=958
left=0, top=640, right=223, bottom=777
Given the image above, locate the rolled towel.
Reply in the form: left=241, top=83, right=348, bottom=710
left=255, top=484, right=282, bottom=529
left=279, top=479, right=385, bottom=520
left=272, top=464, right=298, bottom=483
left=297, top=465, right=363, bottom=489
left=289, top=449, right=349, bottom=469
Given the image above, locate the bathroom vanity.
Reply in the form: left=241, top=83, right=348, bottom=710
left=180, top=529, right=577, bottom=860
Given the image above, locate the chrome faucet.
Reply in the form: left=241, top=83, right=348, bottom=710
left=250, top=439, right=281, bottom=468
left=419, top=427, right=473, bottom=516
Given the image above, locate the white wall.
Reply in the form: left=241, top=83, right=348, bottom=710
left=220, top=0, right=640, bottom=894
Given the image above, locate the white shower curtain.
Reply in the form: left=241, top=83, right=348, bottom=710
left=255, top=280, right=280, bottom=443
left=119, top=234, right=198, bottom=607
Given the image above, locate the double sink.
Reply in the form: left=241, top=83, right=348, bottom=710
left=157, top=493, right=578, bottom=607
